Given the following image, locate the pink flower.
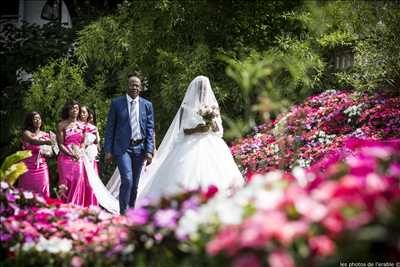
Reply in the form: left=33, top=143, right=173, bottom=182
left=233, top=254, right=262, bottom=267
left=126, top=207, right=149, bottom=225
left=206, top=225, right=239, bottom=256
left=322, top=212, right=344, bottom=236
left=311, top=181, right=338, bottom=201
left=268, top=250, right=295, bottom=267
left=6, top=193, right=16, bottom=202
left=346, top=155, right=376, bottom=177
left=366, top=173, right=388, bottom=193
left=239, top=215, right=272, bottom=248
left=71, top=256, right=84, bottom=267
left=276, top=221, right=309, bottom=246
left=389, top=163, right=400, bottom=176
left=294, top=195, right=328, bottom=222
left=154, top=208, right=179, bottom=229
left=360, top=146, right=392, bottom=160
left=309, top=235, right=335, bottom=256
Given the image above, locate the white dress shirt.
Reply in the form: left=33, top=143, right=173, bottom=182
left=126, top=94, right=142, bottom=140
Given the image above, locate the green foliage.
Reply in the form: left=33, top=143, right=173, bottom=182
left=293, top=0, right=400, bottom=92
left=17, top=0, right=400, bottom=146
left=24, top=59, right=109, bottom=132
left=336, top=2, right=400, bottom=92
left=220, top=41, right=325, bottom=137
left=219, top=0, right=400, bottom=137
left=0, top=150, right=31, bottom=185
left=0, top=22, right=76, bottom=161
left=25, top=0, right=301, bottom=143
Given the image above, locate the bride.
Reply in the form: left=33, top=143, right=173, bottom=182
left=106, top=75, right=244, bottom=206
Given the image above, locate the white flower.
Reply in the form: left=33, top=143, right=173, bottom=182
left=264, top=170, right=283, bottom=184
left=344, top=103, right=364, bottom=122
left=313, top=131, right=335, bottom=145
left=214, top=198, right=243, bottom=225
left=66, top=210, right=81, bottom=221
left=21, top=236, right=72, bottom=254
left=325, top=89, right=337, bottom=94
left=36, top=236, right=72, bottom=254
left=23, top=191, right=34, bottom=199
left=293, top=167, right=307, bottom=186
left=270, top=143, right=280, bottom=153
left=123, top=244, right=135, bottom=254
left=1, top=182, right=9, bottom=189
left=292, top=166, right=315, bottom=186
left=254, top=189, right=284, bottom=210
left=176, top=209, right=202, bottom=238
left=177, top=191, right=245, bottom=239
left=22, top=242, right=35, bottom=252
left=98, top=211, right=112, bottom=221
left=295, top=158, right=311, bottom=169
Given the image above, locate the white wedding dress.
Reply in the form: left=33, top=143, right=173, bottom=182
left=81, top=132, right=120, bottom=214
left=107, top=76, right=244, bottom=206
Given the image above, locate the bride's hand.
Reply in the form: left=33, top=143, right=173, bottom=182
left=212, top=121, right=219, bottom=132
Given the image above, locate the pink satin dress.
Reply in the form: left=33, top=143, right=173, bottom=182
left=57, top=122, right=98, bottom=207
left=18, top=132, right=50, bottom=197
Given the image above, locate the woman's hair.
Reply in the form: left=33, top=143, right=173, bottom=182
left=23, top=111, right=42, bottom=132
left=88, top=107, right=97, bottom=125
left=79, top=105, right=89, bottom=122
left=80, top=105, right=97, bottom=125
left=61, top=100, right=80, bottom=120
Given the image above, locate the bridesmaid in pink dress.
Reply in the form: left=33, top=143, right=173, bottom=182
left=18, top=111, right=53, bottom=197
left=79, top=106, right=101, bottom=175
left=56, top=100, right=98, bottom=207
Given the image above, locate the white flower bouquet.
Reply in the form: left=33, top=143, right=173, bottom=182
left=197, top=105, right=219, bottom=127
left=39, top=131, right=58, bottom=157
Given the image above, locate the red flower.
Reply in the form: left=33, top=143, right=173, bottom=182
left=44, top=197, right=64, bottom=206
left=203, top=185, right=219, bottom=200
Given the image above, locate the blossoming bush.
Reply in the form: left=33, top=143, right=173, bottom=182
left=1, top=138, right=400, bottom=267
left=230, top=89, right=400, bottom=174
left=202, top=139, right=400, bottom=267
left=0, top=181, right=214, bottom=267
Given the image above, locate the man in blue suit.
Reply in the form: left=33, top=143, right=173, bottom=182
left=104, top=75, right=154, bottom=214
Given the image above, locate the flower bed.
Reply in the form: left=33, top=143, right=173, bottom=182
left=1, top=139, right=400, bottom=267
left=231, top=90, right=400, bottom=175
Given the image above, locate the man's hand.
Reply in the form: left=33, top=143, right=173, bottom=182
left=145, top=153, right=153, bottom=165
left=105, top=153, right=113, bottom=164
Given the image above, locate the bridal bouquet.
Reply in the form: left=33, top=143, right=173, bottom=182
left=198, top=105, right=219, bottom=127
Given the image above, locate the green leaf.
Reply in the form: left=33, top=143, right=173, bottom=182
left=0, top=150, right=31, bottom=185
left=3, top=162, right=28, bottom=186
left=0, top=150, right=31, bottom=174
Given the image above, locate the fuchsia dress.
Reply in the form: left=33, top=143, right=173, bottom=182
left=18, top=132, right=50, bottom=197
left=57, top=122, right=98, bottom=207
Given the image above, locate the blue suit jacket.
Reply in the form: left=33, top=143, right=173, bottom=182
left=104, top=96, right=154, bottom=156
